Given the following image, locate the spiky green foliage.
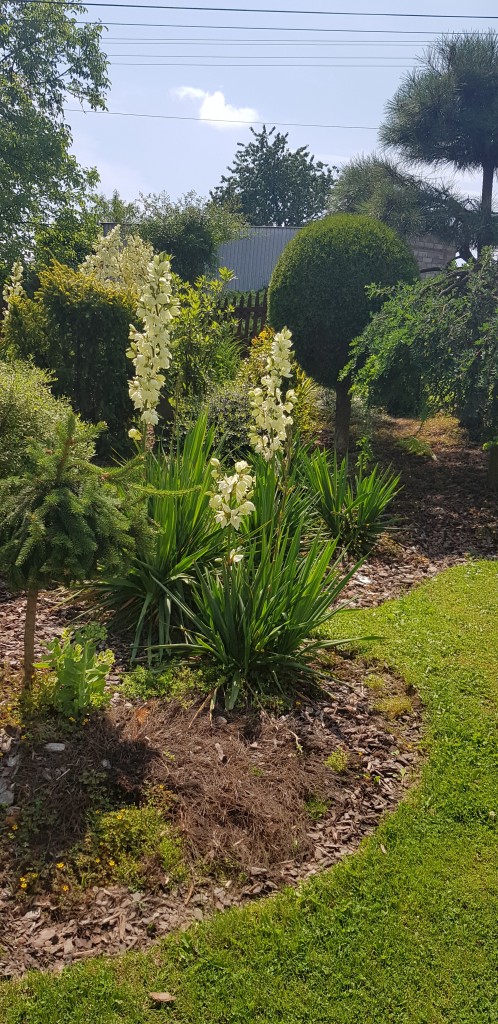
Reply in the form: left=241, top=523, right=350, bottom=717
left=0, top=413, right=132, bottom=593
left=380, top=31, right=498, bottom=249
left=330, top=154, right=475, bottom=259
left=302, top=449, right=400, bottom=555
left=90, top=415, right=224, bottom=663
left=168, top=465, right=357, bottom=709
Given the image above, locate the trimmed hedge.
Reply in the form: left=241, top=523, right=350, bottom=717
left=2, top=262, right=136, bottom=453
left=268, top=213, right=418, bottom=388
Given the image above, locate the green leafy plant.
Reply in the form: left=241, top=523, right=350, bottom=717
left=91, top=415, right=223, bottom=663
left=120, top=663, right=207, bottom=703
left=397, top=436, right=436, bottom=460
left=169, top=503, right=359, bottom=710
left=302, top=448, right=400, bottom=555
left=36, top=628, right=114, bottom=717
left=325, top=749, right=350, bottom=773
left=72, top=805, right=185, bottom=890
left=168, top=271, right=242, bottom=413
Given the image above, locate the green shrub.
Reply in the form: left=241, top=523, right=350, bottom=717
left=268, top=214, right=417, bottom=391
left=0, top=359, right=72, bottom=476
left=36, top=627, right=114, bottom=717
left=2, top=262, right=137, bottom=452
left=302, top=448, right=400, bottom=555
left=168, top=467, right=356, bottom=710
left=268, top=214, right=417, bottom=448
left=91, top=415, right=224, bottom=663
left=168, top=273, right=241, bottom=410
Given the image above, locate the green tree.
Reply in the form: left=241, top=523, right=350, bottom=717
left=210, top=125, right=337, bottom=226
left=0, top=413, right=133, bottom=685
left=268, top=214, right=418, bottom=452
left=137, top=191, right=245, bottom=282
left=0, top=1, right=108, bottom=265
left=380, top=32, right=498, bottom=253
left=330, top=155, right=478, bottom=260
left=34, top=206, right=102, bottom=271
left=347, top=251, right=498, bottom=487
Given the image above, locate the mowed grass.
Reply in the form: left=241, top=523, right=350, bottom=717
left=1, top=562, right=497, bottom=1024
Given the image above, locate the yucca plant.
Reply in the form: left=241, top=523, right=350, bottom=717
left=303, top=449, right=400, bottom=555
left=167, top=510, right=359, bottom=710
left=90, top=415, right=224, bottom=662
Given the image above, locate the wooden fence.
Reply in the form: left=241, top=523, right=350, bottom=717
left=221, top=289, right=268, bottom=348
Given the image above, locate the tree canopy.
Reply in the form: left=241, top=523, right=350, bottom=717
left=210, top=125, right=337, bottom=226
left=0, top=1, right=108, bottom=266
left=330, top=155, right=479, bottom=261
left=380, top=32, right=498, bottom=251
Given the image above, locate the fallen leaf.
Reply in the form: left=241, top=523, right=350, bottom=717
left=149, top=992, right=176, bottom=1003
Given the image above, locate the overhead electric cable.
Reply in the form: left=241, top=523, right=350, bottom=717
left=64, top=106, right=379, bottom=128
left=29, top=2, right=498, bottom=18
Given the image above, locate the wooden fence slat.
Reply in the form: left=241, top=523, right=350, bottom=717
left=219, top=288, right=268, bottom=348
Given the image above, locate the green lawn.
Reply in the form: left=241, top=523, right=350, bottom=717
left=1, top=562, right=497, bottom=1024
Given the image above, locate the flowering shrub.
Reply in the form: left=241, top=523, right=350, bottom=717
left=81, top=225, right=153, bottom=295
left=127, top=254, right=180, bottom=433
left=249, top=327, right=296, bottom=460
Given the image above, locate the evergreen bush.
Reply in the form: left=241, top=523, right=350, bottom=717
left=2, top=262, right=137, bottom=452
left=268, top=214, right=417, bottom=449
left=0, top=359, right=71, bottom=476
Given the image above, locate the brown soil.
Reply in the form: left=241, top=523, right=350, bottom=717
left=0, top=656, right=421, bottom=977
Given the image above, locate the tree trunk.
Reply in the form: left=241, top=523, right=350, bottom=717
left=487, top=446, right=498, bottom=491
left=335, top=379, right=352, bottom=456
left=23, top=588, right=38, bottom=689
left=478, top=160, right=495, bottom=255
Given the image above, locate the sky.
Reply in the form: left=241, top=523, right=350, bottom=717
left=67, top=0, right=498, bottom=205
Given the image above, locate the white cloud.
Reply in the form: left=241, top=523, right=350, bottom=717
left=173, top=86, right=258, bottom=130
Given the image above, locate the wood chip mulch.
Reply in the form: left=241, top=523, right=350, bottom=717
left=0, top=657, right=421, bottom=977
left=0, top=424, right=496, bottom=977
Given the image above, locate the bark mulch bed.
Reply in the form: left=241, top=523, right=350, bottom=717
left=0, top=416, right=496, bottom=977
left=0, top=656, right=421, bottom=977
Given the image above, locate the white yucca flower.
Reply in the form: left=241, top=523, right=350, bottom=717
left=81, top=225, right=153, bottom=294
left=2, top=261, right=25, bottom=317
left=249, top=327, right=296, bottom=460
left=209, top=458, right=255, bottom=530
left=127, top=254, right=180, bottom=432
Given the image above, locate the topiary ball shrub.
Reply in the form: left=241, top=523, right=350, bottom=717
left=268, top=214, right=418, bottom=447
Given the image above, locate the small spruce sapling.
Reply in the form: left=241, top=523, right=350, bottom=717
left=0, top=412, right=133, bottom=687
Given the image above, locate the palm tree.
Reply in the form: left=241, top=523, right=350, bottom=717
left=380, top=32, right=498, bottom=254
left=330, top=154, right=477, bottom=260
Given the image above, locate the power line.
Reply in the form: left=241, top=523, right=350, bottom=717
left=31, top=2, right=498, bottom=17
left=103, top=37, right=438, bottom=43
left=77, top=21, right=485, bottom=33
left=104, top=51, right=418, bottom=57
left=108, top=59, right=412, bottom=65
left=64, top=106, right=379, bottom=128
